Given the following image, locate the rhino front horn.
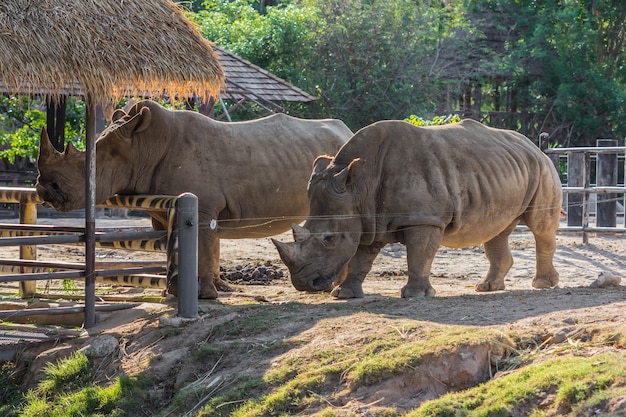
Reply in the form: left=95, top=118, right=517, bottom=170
left=271, top=238, right=299, bottom=268
left=38, top=128, right=61, bottom=163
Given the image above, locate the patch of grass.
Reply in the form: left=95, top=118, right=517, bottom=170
left=15, top=352, right=153, bottom=417
left=407, top=351, right=626, bottom=417
left=217, top=324, right=510, bottom=416
left=0, top=362, right=23, bottom=416
left=195, top=377, right=264, bottom=417
left=347, top=326, right=509, bottom=388
left=222, top=305, right=294, bottom=338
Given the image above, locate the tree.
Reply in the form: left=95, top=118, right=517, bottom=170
left=467, top=0, right=626, bottom=145
left=0, top=96, right=85, bottom=165
left=298, top=0, right=468, bottom=129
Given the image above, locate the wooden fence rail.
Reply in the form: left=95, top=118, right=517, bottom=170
left=0, top=187, right=198, bottom=327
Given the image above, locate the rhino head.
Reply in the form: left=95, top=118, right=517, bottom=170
left=36, top=103, right=153, bottom=212
left=36, top=128, right=87, bottom=212
left=272, top=156, right=364, bottom=292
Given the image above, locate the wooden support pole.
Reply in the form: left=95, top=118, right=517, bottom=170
left=597, top=139, right=618, bottom=227
left=18, top=200, right=37, bottom=297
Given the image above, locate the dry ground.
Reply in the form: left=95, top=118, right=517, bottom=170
left=2, top=216, right=626, bottom=415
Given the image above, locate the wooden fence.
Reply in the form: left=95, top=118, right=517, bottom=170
left=0, top=188, right=198, bottom=327
left=544, top=139, right=626, bottom=243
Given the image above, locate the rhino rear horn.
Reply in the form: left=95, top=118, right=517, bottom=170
left=64, top=141, right=83, bottom=158
left=292, top=223, right=311, bottom=242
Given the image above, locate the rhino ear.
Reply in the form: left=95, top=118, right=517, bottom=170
left=111, top=109, right=126, bottom=123
left=334, top=158, right=363, bottom=189
left=118, top=106, right=152, bottom=137
left=38, top=128, right=61, bottom=164
left=313, top=155, right=333, bottom=175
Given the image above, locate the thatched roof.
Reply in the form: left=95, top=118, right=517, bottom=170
left=216, top=47, right=316, bottom=103
left=0, top=0, right=224, bottom=103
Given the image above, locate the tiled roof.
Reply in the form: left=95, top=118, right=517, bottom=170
left=216, top=46, right=317, bottom=103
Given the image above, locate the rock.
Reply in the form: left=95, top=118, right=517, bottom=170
left=590, top=272, right=622, bottom=288
left=79, top=335, right=118, bottom=358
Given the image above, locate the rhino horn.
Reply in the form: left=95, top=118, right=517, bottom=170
left=271, top=238, right=299, bottom=268
left=292, top=223, right=311, bottom=242
left=64, top=141, right=82, bottom=158
left=38, top=128, right=61, bottom=163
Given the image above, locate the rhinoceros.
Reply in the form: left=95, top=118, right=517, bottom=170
left=272, top=119, right=562, bottom=298
left=36, top=100, right=352, bottom=298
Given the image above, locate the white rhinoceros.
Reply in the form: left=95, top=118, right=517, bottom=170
left=272, top=119, right=562, bottom=298
left=36, top=100, right=352, bottom=298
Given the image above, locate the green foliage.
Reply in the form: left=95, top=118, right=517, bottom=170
left=405, top=114, right=461, bottom=126
left=193, top=0, right=315, bottom=81
left=0, top=96, right=86, bottom=164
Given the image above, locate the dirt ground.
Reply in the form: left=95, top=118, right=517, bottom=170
left=2, top=216, right=626, bottom=414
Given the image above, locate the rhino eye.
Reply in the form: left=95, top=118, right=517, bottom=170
left=322, top=235, right=336, bottom=246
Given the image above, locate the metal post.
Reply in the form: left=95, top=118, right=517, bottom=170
left=84, top=96, right=97, bottom=328
left=582, top=153, right=590, bottom=244
left=597, top=139, right=618, bottom=227
left=176, top=193, right=198, bottom=318
left=18, top=200, right=37, bottom=297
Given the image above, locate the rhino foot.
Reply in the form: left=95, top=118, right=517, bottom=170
left=215, top=277, right=233, bottom=292
left=330, top=285, right=364, bottom=299
left=401, top=285, right=436, bottom=298
left=199, top=280, right=220, bottom=299
left=475, top=280, right=505, bottom=292
left=532, top=273, right=559, bottom=289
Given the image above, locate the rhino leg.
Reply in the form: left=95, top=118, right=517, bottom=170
left=531, top=233, right=559, bottom=288
left=330, top=243, right=384, bottom=298
left=401, top=226, right=441, bottom=298
left=197, top=231, right=219, bottom=299
left=475, top=225, right=515, bottom=292
left=523, top=199, right=560, bottom=289
left=528, top=226, right=559, bottom=289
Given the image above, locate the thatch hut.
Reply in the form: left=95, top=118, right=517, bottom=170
left=0, top=0, right=224, bottom=325
left=0, top=0, right=224, bottom=103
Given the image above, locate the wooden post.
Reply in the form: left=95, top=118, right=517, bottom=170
left=567, top=153, right=584, bottom=227
left=597, top=139, right=618, bottom=227
left=18, top=200, right=37, bottom=297
left=84, top=96, right=97, bottom=328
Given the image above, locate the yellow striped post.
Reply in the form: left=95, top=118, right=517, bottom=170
left=19, top=200, right=37, bottom=297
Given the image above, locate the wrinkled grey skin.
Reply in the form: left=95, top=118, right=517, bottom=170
left=273, top=119, right=562, bottom=298
left=36, top=100, right=352, bottom=299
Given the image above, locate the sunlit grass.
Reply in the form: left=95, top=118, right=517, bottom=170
left=407, top=351, right=626, bottom=417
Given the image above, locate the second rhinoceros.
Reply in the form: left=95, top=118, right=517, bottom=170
left=272, top=119, right=562, bottom=298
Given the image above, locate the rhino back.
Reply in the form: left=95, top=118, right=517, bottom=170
left=147, top=112, right=351, bottom=236
left=335, top=119, right=559, bottom=247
